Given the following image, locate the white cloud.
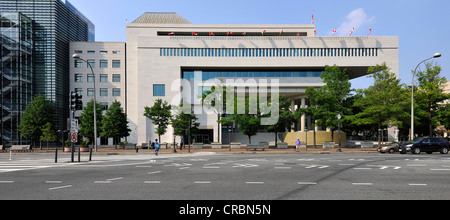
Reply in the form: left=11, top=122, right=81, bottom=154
left=337, top=8, right=375, bottom=36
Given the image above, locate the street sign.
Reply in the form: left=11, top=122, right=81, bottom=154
left=71, top=119, right=79, bottom=133
left=71, top=133, right=78, bottom=142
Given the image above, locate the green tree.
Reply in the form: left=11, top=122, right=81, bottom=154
left=267, top=95, right=296, bottom=147
left=40, top=122, right=57, bottom=149
left=414, top=63, right=449, bottom=137
left=79, top=99, right=103, bottom=146
left=144, top=99, right=172, bottom=142
left=353, top=63, right=409, bottom=147
left=232, top=95, right=261, bottom=144
left=19, top=94, right=55, bottom=147
left=171, top=105, right=200, bottom=145
left=100, top=101, right=131, bottom=148
left=305, top=65, right=351, bottom=141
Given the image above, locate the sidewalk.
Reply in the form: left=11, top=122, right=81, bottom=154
left=30, top=145, right=379, bottom=155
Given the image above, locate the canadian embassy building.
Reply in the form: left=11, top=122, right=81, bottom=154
left=126, top=12, right=399, bottom=145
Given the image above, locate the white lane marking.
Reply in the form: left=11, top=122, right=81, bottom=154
left=203, top=166, right=220, bottom=169
left=49, top=185, right=72, bottom=190
left=409, top=183, right=427, bottom=186
left=246, top=182, right=264, bottom=184
left=145, top=181, right=161, bottom=184
left=195, top=181, right=212, bottom=184
left=352, top=183, right=373, bottom=186
left=274, top=167, right=291, bottom=169
left=148, top=171, right=162, bottom=174
left=0, top=181, right=14, bottom=183
left=107, top=177, right=123, bottom=181
left=354, top=168, right=372, bottom=170
left=430, top=169, right=450, bottom=171
left=298, top=182, right=317, bottom=185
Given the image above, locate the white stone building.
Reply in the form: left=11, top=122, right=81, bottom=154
left=126, top=12, right=399, bottom=145
left=69, top=42, right=126, bottom=145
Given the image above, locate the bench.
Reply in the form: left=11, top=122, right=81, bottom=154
left=246, top=144, right=269, bottom=151
left=10, top=145, right=32, bottom=152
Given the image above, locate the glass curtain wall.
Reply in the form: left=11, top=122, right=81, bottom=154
left=0, top=12, right=33, bottom=146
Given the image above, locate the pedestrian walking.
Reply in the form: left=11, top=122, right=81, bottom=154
left=154, top=139, right=160, bottom=156
left=179, top=139, right=183, bottom=150
left=295, top=138, right=301, bottom=152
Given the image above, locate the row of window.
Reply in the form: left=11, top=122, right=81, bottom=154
left=161, top=48, right=378, bottom=58
left=74, top=74, right=121, bottom=83
left=183, top=70, right=322, bottom=81
left=74, top=59, right=121, bottom=68
left=74, top=50, right=121, bottom=55
left=74, top=88, right=121, bottom=97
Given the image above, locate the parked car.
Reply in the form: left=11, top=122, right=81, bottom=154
left=378, top=142, right=399, bottom=154
left=399, top=138, right=450, bottom=154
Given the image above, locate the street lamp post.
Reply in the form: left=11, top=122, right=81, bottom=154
left=411, top=53, right=441, bottom=141
left=72, top=54, right=98, bottom=152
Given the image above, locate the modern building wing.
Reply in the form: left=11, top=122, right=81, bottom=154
left=0, top=12, right=33, bottom=146
left=126, top=12, right=399, bottom=145
left=0, top=0, right=94, bottom=145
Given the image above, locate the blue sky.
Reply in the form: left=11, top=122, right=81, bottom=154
left=69, top=0, right=449, bottom=90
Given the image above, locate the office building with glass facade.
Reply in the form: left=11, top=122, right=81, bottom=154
left=127, top=12, right=399, bottom=145
left=0, top=12, right=33, bottom=146
left=0, top=0, right=94, bottom=145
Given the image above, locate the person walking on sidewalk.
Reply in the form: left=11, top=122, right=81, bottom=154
left=154, top=139, right=160, bottom=156
left=295, top=138, right=301, bottom=152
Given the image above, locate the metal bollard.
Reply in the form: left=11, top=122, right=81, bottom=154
left=55, top=147, right=58, bottom=163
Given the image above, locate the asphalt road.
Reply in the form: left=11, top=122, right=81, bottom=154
left=1, top=152, right=450, bottom=200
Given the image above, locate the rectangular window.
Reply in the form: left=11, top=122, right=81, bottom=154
left=87, top=88, right=94, bottom=97
left=100, top=74, right=108, bottom=82
left=100, top=51, right=108, bottom=55
left=74, top=74, right=83, bottom=82
left=112, top=60, right=121, bottom=68
left=112, top=74, right=120, bottom=82
left=113, top=51, right=121, bottom=54
left=87, top=51, right=95, bottom=54
left=99, top=60, right=108, bottom=68
left=87, top=74, right=94, bottom=82
left=100, top=88, right=108, bottom=97
left=87, top=59, right=96, bottom=68
left=153, top=84, right=166, bottom=97
left=112, top=88, right=121, bottom=97
left=74, top=60, right=83, bottom=68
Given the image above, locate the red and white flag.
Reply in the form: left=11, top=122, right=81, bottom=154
left=297, top=32, right=300, bottom=36
left=261, top=30, right=267, bottom=35
left=332, top=28, right=337, bottom=36
left=209, top=32, right=214, bottom=36
left=312, top=14, right=314, bottom=24
left=243, top=32, right=247, bottom=36
left=280, top=29, right=284, bottom=34
left=368, top=29, right=373, bottom=35
left=349, top=27, right=354, bottom=36
left=168, top=32, right=175, bottom=35
left=227, top=31, right=233, bottom=35
left=314, top=30, right=317, bottom=36
left=192, top=32, right=198, bottom=36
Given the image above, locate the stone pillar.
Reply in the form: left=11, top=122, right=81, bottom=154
left=301, top=98, right=306, bottom=132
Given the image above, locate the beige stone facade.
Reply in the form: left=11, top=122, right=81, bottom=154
left=69, top=42, right=126, bottom=145
left=126, top=13, right=399, bottom=145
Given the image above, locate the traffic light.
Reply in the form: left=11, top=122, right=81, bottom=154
left=70, top=91, right=83, bottom=111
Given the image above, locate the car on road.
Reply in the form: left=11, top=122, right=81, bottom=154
left=399, top=138, right=450, bottom=154
left=378, top=142, right=399, bottom=154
